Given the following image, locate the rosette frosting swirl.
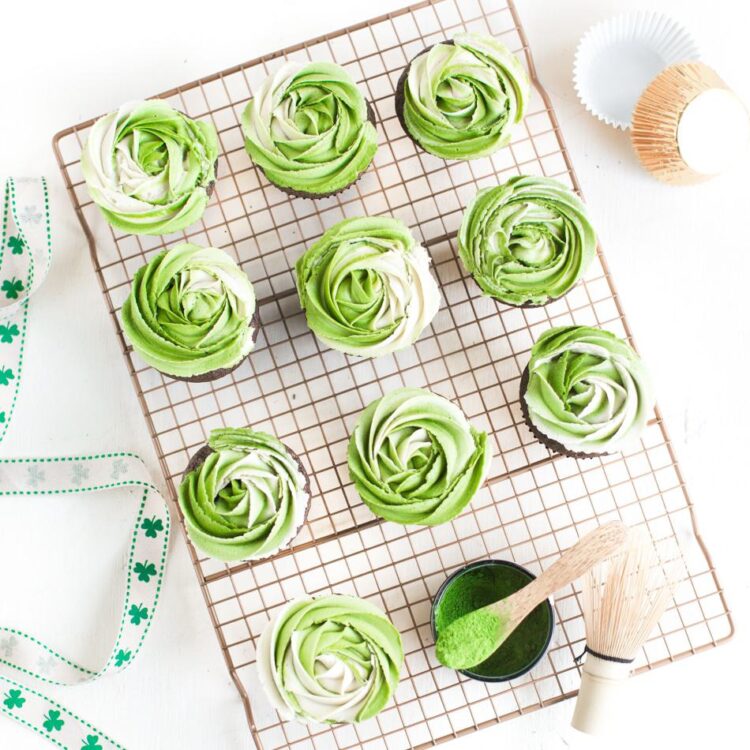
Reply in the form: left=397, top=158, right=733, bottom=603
left=524, top=326, right=654, bottom=454
left=241, top=62, right=378, bottom=195
left=458, top=176, right=597, bottom=306
left=348, top=387, right=491, bottom=526
left=258, top=595, right=403, bottom=724
left=178, top=428, right=309, bottom=561
left=81, top=99, right=219, bottom=234
left=401, top=33, right=529, bottom=160
left=121, top=243, right=257, bottom=378
left=296, top=216, right=440, bottom=357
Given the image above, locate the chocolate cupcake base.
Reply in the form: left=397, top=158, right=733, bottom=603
left=265, top=100, right=378, bottom=200
left=167, top=309, right=261, bottom=384
left=519, top=367, right=608, bottom=460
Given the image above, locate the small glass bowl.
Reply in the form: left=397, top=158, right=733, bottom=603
left=430, top=559, right=554, bottom=682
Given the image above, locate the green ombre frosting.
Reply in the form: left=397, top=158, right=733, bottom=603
left=348, top=387, right=491, bottom=526
left=81, top=99, right=219, bottom=235
left=458, top=176, right=596, bottom=306
left=401, top=33, right=529, bottom=160
left=241, top=61, right=378, bottom=195
left=121, top=243, right=257, bottom=378
left=257, top=594, right=403, bottom=724
left=296, top=216, right=440, bottom=357
left=524, top=326, right=654, bottom=454
left=178, top=428, right=309, bottom=561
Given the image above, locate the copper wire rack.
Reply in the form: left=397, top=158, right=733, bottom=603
left=52, top=1, right=733, bottom=747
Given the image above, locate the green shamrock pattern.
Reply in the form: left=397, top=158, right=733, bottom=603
left=81, top=736, right=103, bottom=750
left=1, top=278, right=23, bottom=300
left=141, top=516, right=163, bottom=538
left=3, top=689, right=25, bottom=709
left=0, top=368, right=14, bottom=386
left=0, top=323, right=19, bottom=343
left=42, top=709, right=65, bottom=732
left=114, top=649, right=131, bottom=668
left=134, top=561, right=157, bottom=582
left=8, top=235, right=24, bottom=255
left=128, top=604, right=149, bottom=626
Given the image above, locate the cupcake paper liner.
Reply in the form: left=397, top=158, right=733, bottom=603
left=574, top=11, right=700, bottom=130
left=631, top=62, right=750, bottom=184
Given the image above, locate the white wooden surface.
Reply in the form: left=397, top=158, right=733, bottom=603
left=0, top=1, right=747, bottom=748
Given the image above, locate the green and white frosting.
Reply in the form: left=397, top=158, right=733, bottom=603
left=458, top=176, right=596, bottom=306
left=81, top=99, right=219, bottom=235
left=401, top=33, right=529, bottom=160
left=242, top=61, right=378, bottom=195
left=121, top=243, right=257, bottom=379
left=296, top=216, right=440, bottom=357
left=348, top=387, right=491, bottom=526
left=178, top=428, right=309, bottom=561
left=257, top=594, right=403, bottom=724
left=524, top=326, right=654, bottom=454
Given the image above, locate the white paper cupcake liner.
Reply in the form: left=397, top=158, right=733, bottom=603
left=574, top=11, right=701, bottom=130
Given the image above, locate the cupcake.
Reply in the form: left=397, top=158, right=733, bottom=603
left=241, top=61, right=378, bottom=197
left=295, top=216, right=440, bottom=357
left=257, top=594, right=403, bottom=724
left=121, top=243, right=258, bottom=381
left=395, top=33, right=529, bottom=160
left=521, top=326, right=653, bottom=458
left=458, top=175, right=596, bottom=306
left=81, top=100, right=219, bottom=235
left=348, top=387, right=491, bottom=526
left=178, top=427, right=310, bottom=561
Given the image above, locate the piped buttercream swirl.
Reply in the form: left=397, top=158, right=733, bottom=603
left=81, top=99, right=219, bottom=235
left=348, top=387, right=491, bottom=525
left=257, top=594, right=403, bottom=724
left=524, top=326, right=653, bottom=454
left=178, top=428, right=309, bottom=561
left=296, top=216, right=440, bottom=357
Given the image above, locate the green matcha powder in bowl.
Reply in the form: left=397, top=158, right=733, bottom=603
left=431, top=560, right=554, bottom=681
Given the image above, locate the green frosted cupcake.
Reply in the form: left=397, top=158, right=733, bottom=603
left=178, top=428, right=310, bottom=561
left=348, top=387, right=491, bottom=526
left=121, top=243, right=257, bottom=381
left=81, top=99, right=219, bottom=235
left=241, top=61, right=378, bottom=197
left=458, top=176, right=597, bottom=306
left=296, top=216, right=440, bottom=358
left=257, top=594, right=403, bottom=724
left=521, top=326, right=654, bottom=457
left=396, top=33, right=529, bottom=160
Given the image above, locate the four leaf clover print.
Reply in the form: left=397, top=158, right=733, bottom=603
left=2, top=688, right=25, bottom=709
left=8, top=235, right=24, bottom=255
left=0, top=323, right=19, bottom=343
left=0, top=634, right=18, bottom=657
left=71, top=463, right=90, bottom=485
left=128, top=604, right=149, bottom=626
left=81, top=736, right=103, bottom=750
left=42, top=709, right=65, bottom=732
left=0, top=367, right=14, bottom=386
left=141, top=516, right=163, bottom=538
left=37, top=654, right=57, bottom=676
left=1, top=278, right=24, bottom=300
left=134, top=560, right=157, bottom=583
left=19, top=205, right=42, bottom=225
left=114, top=649, right=131, bottom=668
left=27, top=465, right=45, bottom=487
left=111, top=458, right=128, bottom=480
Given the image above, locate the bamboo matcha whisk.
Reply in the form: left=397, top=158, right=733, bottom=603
left=571, top=528, right=679, bottom=735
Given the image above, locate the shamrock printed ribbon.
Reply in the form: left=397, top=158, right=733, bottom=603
left=0, top=452, right=171, bottom=749
left=0, top=177, right=52, bottom=443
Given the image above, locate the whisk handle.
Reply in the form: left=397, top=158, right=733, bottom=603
left=571, top=653, right=632, bottom=735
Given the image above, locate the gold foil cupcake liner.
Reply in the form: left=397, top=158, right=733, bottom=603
left=631, top=62, right=748, bottom=184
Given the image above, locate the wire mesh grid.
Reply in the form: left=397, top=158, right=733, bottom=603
left=52, top=0, right=732, bottom=748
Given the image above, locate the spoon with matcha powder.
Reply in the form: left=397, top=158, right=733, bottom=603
left=435, top=522, right=629, bottom=670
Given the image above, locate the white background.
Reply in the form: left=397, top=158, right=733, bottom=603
left=0, top=0, right=748, bottom=748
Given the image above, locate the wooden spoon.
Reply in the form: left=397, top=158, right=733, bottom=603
left=435, top=521, right=629, bottom=670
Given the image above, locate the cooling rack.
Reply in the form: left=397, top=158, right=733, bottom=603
left=52, top=1, right=733, bottom=748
